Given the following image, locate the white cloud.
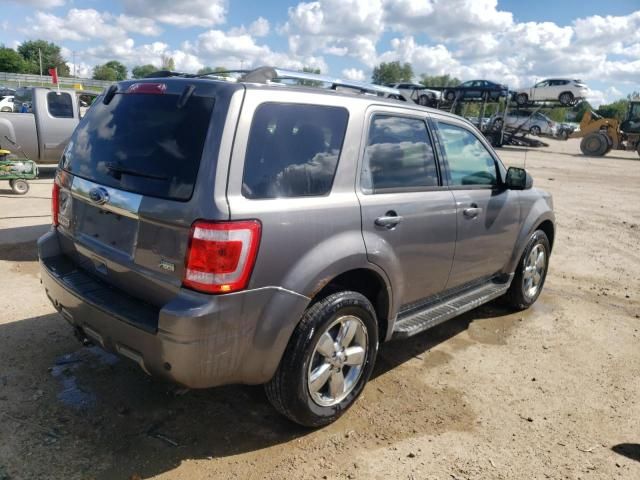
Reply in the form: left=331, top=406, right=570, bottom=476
left=249, top=17, right=270, bottom=37
left=384, top=0, right=513, bottom=40
left=24, top=9, right=161, bottom=43
left=342, top=68, right=365, bottom=81
left=121, top=0, right=227, bottom=28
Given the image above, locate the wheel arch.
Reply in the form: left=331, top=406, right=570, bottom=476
left=308, top=267, right=392, bottom=343
left=505, top=204, right=555, bottom=275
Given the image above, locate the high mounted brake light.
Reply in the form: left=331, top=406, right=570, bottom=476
left=183, top=220, right=261, bottom=294
left=126, top=83, right=167, bottom=94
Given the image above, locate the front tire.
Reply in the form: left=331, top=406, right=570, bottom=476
left=265, top=291, right=379, bottom=427
left=580, top=132, right=609, bottom=156
left=504, top=230, right=550, bottom=310
left=445, top=90, right=456, bottom=102
left=530, top=125, right=541, bottom=136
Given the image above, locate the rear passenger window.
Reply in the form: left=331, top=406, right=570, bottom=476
left=47, top=92, right=73, bottom=118
left=361, top=115, right=439, bottom=193
left=242, top=103, right=348, bottom=199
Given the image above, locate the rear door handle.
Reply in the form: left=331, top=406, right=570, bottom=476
left=463, top=204, right=482, bottom=218
left=375, top=212, right=403, bottom=228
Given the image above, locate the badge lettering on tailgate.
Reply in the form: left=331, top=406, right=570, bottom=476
left=159, top=259, right=176, bottom=272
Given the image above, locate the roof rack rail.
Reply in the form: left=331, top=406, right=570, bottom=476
left=239, top=66, right=400, bottom=96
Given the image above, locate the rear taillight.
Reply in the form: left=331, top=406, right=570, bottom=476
left=51, top=181, right=60, bottom=226
left=183, top=220, right=261, bottom=294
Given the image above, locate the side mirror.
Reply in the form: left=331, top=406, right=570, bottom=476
left=505, top=166, right=533, bottom=190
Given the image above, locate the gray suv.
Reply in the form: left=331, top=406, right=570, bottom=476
left=39, top=67, right=555, bottom=427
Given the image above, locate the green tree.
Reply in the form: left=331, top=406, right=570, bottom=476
left=419, top=74, right=460, bottom=88
left=0, top=46, right=26, bottom=73
left=17, top=39, right=69, bottom=76
left=197, top=66, right=230, bottom=76
left=160, top=54, right=175, bottom=71
left=572, top=100, right=593, bottom=122
left=299, top=66, right=322, bottom=87
left=371, top=61, right=413, bottom=85
left=596, top=99, right=628, bottom=120
left=131, top=64, right=157, bottom=78
left=92, top=61, right=127, bottom=81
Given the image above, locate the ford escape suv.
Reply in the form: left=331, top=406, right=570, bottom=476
left=39, top=67, right=555, bottom=427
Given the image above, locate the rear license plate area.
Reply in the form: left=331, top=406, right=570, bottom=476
left=75, top=202, right=138, bottom=256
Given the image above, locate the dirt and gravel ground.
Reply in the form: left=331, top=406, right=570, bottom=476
left=0, top=138, right=639, bottom=480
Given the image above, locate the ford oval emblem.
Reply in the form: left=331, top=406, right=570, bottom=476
left=88, top=187, right=109, bottom=205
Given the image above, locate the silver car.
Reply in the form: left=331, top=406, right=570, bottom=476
left=39, top=67, right=555, bottom=427
left=495, top=110, right=558, bottom=136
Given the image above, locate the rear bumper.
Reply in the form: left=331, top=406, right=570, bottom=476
left=38, top=230, right=310, bottom=388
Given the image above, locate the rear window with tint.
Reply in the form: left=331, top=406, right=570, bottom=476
left=242, top=103, right=349, bottom=199
left=62, top=92, right=214, bottom=201
left=47, top=92, right=74, bottom=118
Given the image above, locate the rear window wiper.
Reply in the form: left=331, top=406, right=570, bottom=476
left=106, top=163, right=169, bottom=181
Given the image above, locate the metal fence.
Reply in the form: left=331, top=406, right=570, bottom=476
left=0, top=71, right=112, bottom=89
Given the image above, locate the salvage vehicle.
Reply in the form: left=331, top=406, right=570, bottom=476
left=386, top=82, right=439, bottom=106
left=514, top=79, right=589, bottom=106
left=443, top=80, right=508, bottom=102
left=39, top=67, right=555, bottom=427
left=573, top=99, right=640, bottom=157
left=0, top=87, right=99, bottom=165
left=493, top=110, right=558, bottom=136
left=0, top=95, right=14, bottom=112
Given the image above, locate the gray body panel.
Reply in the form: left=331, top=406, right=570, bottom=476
left=39, top=77, right=555, bottom=388
left=0, top=87, right=83, bottom=164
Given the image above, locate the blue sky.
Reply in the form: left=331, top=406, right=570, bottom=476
left=1, top=0, right=639, bottom=105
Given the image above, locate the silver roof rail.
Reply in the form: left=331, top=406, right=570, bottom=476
left=239, top=66, right=400, bottom=96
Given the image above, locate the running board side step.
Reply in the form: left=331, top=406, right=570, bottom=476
left=392, top=277, right=513, bottom=339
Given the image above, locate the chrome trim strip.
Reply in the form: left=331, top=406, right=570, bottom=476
left=71, top=177, right=142, bottom=219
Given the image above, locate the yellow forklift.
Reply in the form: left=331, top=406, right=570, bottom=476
left=573, top=99, right=640, bottom=157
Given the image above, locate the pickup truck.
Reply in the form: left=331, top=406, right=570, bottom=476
left=0, top=87, right=99, bottom=164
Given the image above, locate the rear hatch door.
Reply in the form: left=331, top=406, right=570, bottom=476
left=56, top=79, right=241, bottom=306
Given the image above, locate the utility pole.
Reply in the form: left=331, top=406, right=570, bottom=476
left=73, top=51, right=76, bottom=78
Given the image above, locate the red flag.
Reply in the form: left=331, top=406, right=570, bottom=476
left=48, top=68, right=59, bottom=84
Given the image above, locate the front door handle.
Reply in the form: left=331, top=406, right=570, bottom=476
left=463, top=204, right=482, bottom=218
left=375, top=211, right=403, bottom=228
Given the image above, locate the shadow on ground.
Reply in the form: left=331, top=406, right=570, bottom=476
left=0, top=235, right=521, bottom=479
left=0, top=299, right=520, bottom=479
left=0, top=224, right=49, bottom=255
left=612, top=443, right=640, bottom=462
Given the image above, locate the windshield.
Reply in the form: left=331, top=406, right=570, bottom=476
left=61, top=92, right=215, bottom=201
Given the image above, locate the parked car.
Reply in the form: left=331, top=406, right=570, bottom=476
left=493, top=110, right=558, bottom=136
left=386, top=82, right=440, bottom=106
left=39, top=67, right=555, bottom=427
left=443, top=80, right=509, bottom=102
left=514, top=79, right=588, bottom=106
left=0, top=95, right=14, bottom=112
left=0, top=87, right=100, bottom=164
left=0, top=87, right=16, bottom=97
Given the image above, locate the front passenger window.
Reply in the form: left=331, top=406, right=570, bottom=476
left=437, top=122, right=497, bottom=186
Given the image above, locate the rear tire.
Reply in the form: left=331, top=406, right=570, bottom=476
left=530, top=125, right=541, bottom=136
left=516, top=93, right=528, bottom=106
left=559, top=92, right=574, bottom=106
left=580, top=133, right=609, bottom=156
left=445, top=90, right=456, bottom=102
left=417, top=94, right=429, bottom=106
left=9, top=179, right=29, bottom=195
left=504, top=230, right=550, bottom=310
left=265, top=291, right=379, bottom=427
